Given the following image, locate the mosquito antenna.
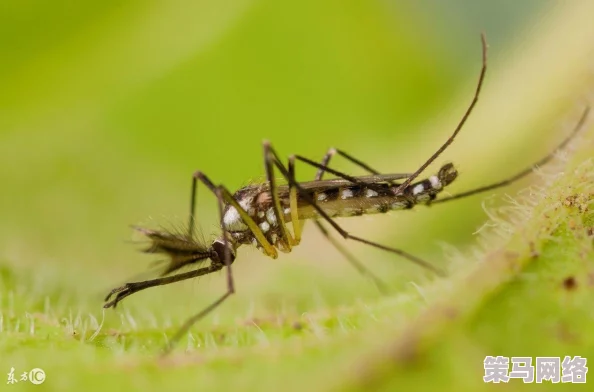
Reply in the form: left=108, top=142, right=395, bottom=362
left=432, top=106, right=591, bottom=204
left=393, top=33, right=488, bottom=196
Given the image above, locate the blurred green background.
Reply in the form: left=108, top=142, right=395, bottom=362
left=1, top=1, right=593, bottom=391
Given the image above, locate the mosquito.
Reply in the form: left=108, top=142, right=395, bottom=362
left=103, top=33, right=590, bottom=354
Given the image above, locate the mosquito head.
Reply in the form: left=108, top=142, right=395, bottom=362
left=211, top=237, right=237, bottom=265
left=437, top=163, right=458, bottom=187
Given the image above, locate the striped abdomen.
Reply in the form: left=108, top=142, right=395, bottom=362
left=289, top=164, right=457, bottom=220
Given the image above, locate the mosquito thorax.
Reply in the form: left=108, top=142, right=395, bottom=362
left=222, top=186, right=264, bottom=232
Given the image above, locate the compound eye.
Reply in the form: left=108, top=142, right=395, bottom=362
left=212, top=239, right=237, bottom=265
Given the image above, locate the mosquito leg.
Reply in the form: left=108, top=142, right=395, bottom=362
left=263, top=142, right=296, bottom=249
left=327, top=149, right=413, bottom=186
left=315, top=147, right=391, bottom=178
left=311, top=149, right=390, bottom=293
left=103, top=172, right=226, bottom=310
left=194, top=171, right=278, bottom=258
left=277, top=147, right=391, bottom=288
left=315, top=148, right=337, bottom=180
left=392, top=33, right=488, bottom=196
left=162, top=186, right=236, bottom=355
left=287, top=156, right=302, bottom=244
left=286, top=146, right=405, bottom=245
left=187, top=173, right=199, bottom=238
left=313, top=220, right=389, bottom=293
left=293, top=154, right=383, bottom=190
left=315, top=148, right=385, bottom=180
left=288, top=145, right=407, bottom=250
left=332, top=148, right=382, bottom=175
left=293, top=153, right=412, bottom=195
left=431, top=106, right=590, bottom=205
left=265, top=143, right=446, bottom=276
left=104, top=265, right=222, bottom=309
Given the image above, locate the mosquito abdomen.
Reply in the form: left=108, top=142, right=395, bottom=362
left=292, top=172, right=451, bottom=220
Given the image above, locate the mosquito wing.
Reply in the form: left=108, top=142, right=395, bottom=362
left=277, top=172, right=412, bottom=193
